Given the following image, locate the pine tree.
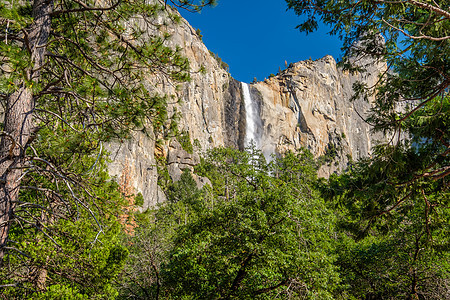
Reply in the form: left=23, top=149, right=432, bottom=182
left=0, top=0, right=215, bottom=295
left=285, top=0, right=450, bottom=297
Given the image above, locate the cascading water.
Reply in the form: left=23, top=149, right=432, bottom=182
left=242, top=82, right=261, bottom=148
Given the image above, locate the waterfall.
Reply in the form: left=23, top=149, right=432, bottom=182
left=242, top=82, right=261, bottom=149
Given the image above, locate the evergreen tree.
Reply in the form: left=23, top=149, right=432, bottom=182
left=285, top=0, right=449, bottom=297
left=0, top=0, right=214, bottom=296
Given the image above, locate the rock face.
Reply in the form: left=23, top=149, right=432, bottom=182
left=252, top=55, right=385, bottom=176
left=107, top=6, right=246, bottom=208
left=106, top=131, right=163, bottom=209
left=167, top=139, right=199, bottom=182
left=109, top=6, right=385, bottom=209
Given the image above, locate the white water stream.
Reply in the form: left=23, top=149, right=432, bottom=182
left=242, top=82, right=261, bottom=149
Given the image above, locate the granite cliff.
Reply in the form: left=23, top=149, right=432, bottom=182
left=107, top=6, right=385, bottom=209
left=251, top=55, right=385, bottom=177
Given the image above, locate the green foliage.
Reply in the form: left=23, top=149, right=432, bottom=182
left=157, top=162, right=173, bottom=192
left=193, top=138, right=202, bottom=151
left=287, top=1, right=450, bottom=297
left=178, top=130, right=194, bottom=154
left=330, top=182, right=450, bottom=299
left=285, top=0, right=449, bottom=168
left=134, top=192, right=145, bottom=206
left=0, top=0, right=215, bottom=296
left=320, top=98, right=450, bottom=298
left=319, top=143, right=338, bottom=166
left=317, top=139, right=343, bottom=167
left=0, top=145, right=129, bottom=298
left=195, top=28, right=203, bottom=40
left=117, top=148, right=339, bottom=299
left=117, top=169, right=206, bottom=299
left=163, top=147, right=338, bottom=299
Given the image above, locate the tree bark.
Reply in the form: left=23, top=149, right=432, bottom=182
left=0, top=0, right=52, bottom=262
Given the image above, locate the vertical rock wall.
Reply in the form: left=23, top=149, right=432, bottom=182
left=108, top=6, right=384, bottom=208
left=107, top=6, right=246, bottom=209
left=251, top=55, right=385, bottom=176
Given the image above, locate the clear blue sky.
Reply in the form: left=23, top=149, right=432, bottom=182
left=179, top=1, right=343, bottom=83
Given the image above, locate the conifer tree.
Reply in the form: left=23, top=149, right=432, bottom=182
left=0, top=0, right=214, bottom=294
left=286, top=0, right=449, bottom=297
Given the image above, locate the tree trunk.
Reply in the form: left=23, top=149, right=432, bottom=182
left=0, top=0, right=52, bottom=262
